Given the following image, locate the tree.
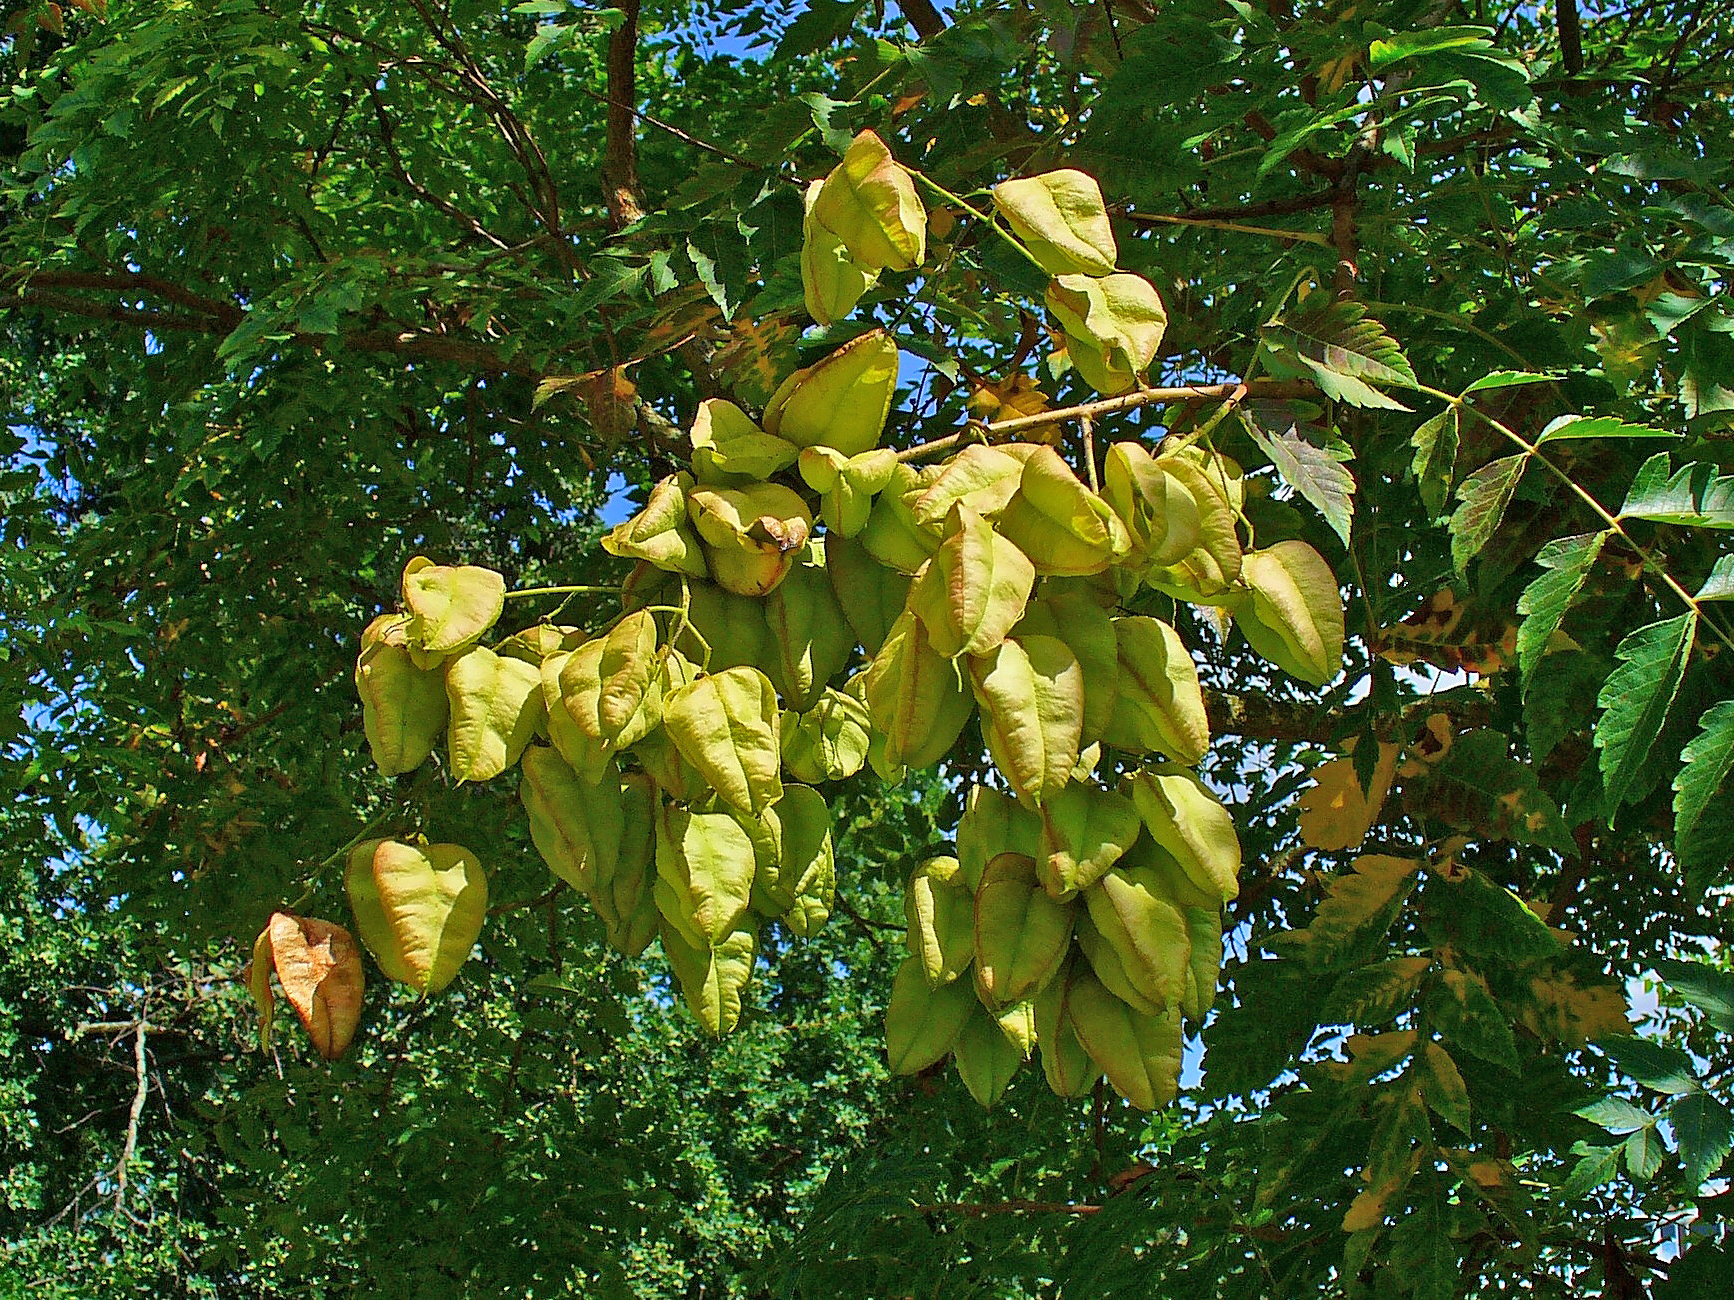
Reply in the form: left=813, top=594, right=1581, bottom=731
left=3, top=0, right=1732, bottom=1295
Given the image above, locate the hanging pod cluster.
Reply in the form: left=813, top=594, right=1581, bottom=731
left=326, top=147, right=1348, bottom=1095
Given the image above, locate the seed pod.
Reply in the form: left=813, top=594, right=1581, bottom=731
left=1102, top=442, right=1198, bottom=570
left=969, top=635, right=1085, bottom=808
left=344, top=840, right=488, bottom=996
left=1100, top=616, right=1209, bottom=765
left=1038, top=781, right=1142, bottom=898
left=953, top=1004, right=1023, bottom=1107
left=1033, top=960, right=1102, bottom=1098
left=780, top=688, right=872, bottom=785
left=764, top=329, right=900, bottom=457
left=749, top=784, right=835, bottom=937
left=994, top=446, right=1131, bottom=576
left=1082, top=860, right=1192, bottom=1013
left=401, top=556, right=506, bottom=658
left=857, top=461, right=944, bottom=574
left=688, top=398, right=799, bottom=483
left=801, top=178, right=878, bottom=325
left=661, top=913, right=758, bottom=1036
left=556, top=627, right=662, bottom=759
left=956, top=784, right=1043, bottom=892
left=863, top=612, right=974, bottom=771
left=972, top=852, right=1074, bottom=1008
left=1229, top=541, right=1345, bottom=686
left=913, top=444, right=1026, bottom=525
left=1129, top=760, right=1242, bottom=903
left=662, top=666, right=784, bottom=817
left=541, top=651, right=612, bottom=783
left=908, top=505, right=1036, bottom=659
left=687, top=482, right=814, bottom=597
left=356, top=614, right=448, bottom=776
left=1045, top=273, right=1167, bottom=396
left=1142, top=456, right=1242, bottom=602
left=762, top=542, right=853, bottom=712
left=1013, top=586, right=1118, bottom=747
left=809, top=131, right=927, bottom=272
left=825, top=531, right=912, bottom=655
left=1064, top=965, right=1185, bottom=1110
left=588, top=772, right=659, bottom=957
left=1180, top=903, right=1223, bottom=1024
left=601, top=473, right=708, bottom=577
left=250, top=913, right=365, bottom=1061
left=992, top=169, right=1117, bottom=277
left=446, top=645, right=545, bottom=783
left=798, top=445, right=899, bottom=538
left=905, top=855, right=974, bottom=988
left=653, top=801, right=758, bottom=947
left=1073, top=905, right=1164, bottom=1017
left=519, top=745, right=624, bottom=893
left=885, top=955, right=975, bottom=1075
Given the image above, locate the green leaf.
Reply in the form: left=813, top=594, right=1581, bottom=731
left=1595, top=613, right=1696, bottom=814
left=1243, top=418, right=1355, bottom=545
left=1368, top=24, right=1505, bottom=72
left=1655, top=957, right=1734, bottom=1033
left=1694, top=555, right=1734, bottom=601
left=1575, top=1097, right=1654, bottom=1133
left=1515, top=531, right=1607, bottom=683
left=1562, top=1143, right=1623, bottom=1198
left=1600, top=1036, right=1699, bottom=1096
left=1625, top=1124, right=1667, bottom=1182
left=1410, top=406, right=1459, bottom=518
left=1620, top=453, right=1734, bottom=529
left=1675, top=701, right=1734, bottom=881
left=1534, top=415, right=1678, bottom=445
left=1431, top=968, right=1518, bottom=1069
left=1670, top=1092, right=1734, bottom=1185
left=1449, top=454, right=1526, bottom=571
left=1322, top=955, right=1432, bottom=1025
left=1461, top=370, right=1565, bottom=393
left=1259, top=298, right=1418, bottom=410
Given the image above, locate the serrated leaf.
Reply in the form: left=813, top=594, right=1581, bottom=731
left=1535, top=415, right=1678, bottom=445
left=1244, top=419, right=1355, bottom=545
left=1595, top=612, right=1696, bottom=814
left=1620, top=453, right=1734, bottom=529
left=1419, top=1042, right=1472, bottom=1134
left=1410, top=407, right=1459, bottom=518
left=1694, top=555, right=1734, bottom=601
left=1655, top=957, right=1734, bottom=1033
left=1431, top=968, right=1518, bottom=1069
left=1674, top=700, right=1734, bottom=879
left=1625, top=1124, right=1667, bottom=1182
left=1322, top=955, right=1431, bottom=1025
left=1575, top=1096, right=1655, bottom=1133
left=1461, top=370, right=1565, bottom=394
left=1515, top=531, right=1608, bottom=683
left=1273, top=855, right=1418, bottom=970
left=1671, top=1092, right=1734, bottom=1186
left=1561, top=1143, right=1622, bottom=1198
left=1600, top=1035, right=1699, bottom=1096
left=1449, top=453, right=1526, bottom=571
left=1260, top=298, right=1418, bottom=410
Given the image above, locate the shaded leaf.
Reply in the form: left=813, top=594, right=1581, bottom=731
left=1595, top=613, right=1696, bottom=814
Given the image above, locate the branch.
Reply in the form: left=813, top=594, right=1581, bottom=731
left=115, top=1020, right=149, bottom=1212
left=893, top=0, right=947, bottom=40
left=602, top=0, right=646, bottom=229
left=914, top=1199, right=1102, bottom=1216
left=366, top=85, right=514, bottom=250
left=1557, top=0, right=1584, bottom=75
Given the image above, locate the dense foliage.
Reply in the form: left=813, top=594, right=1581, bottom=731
left=3, top=0, right=1733, bottom=1294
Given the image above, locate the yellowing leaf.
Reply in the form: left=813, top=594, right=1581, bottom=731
left=344, top=840, right=488, bottom=996
left=905, top=855, right=974, bottom=988
left=255, top=913, right=365, bottom=1062
left=445, top=645, right=545, bottom=783
left=601, top=473, right=708, bottom=577
left=662, top=666, right=784, bottom=816
left=1129, top=761, right=1241, bottom=902
left=356, top=615, right=447, bottom=776
left=863, top=612, right=974, bottom=770
left=970, top=635, right=1085, bottom=807
left=992, top=169, right=1117, bottom=276
left=1101, top=617, right=1209, bottom=764
left=763, top=329, right=900, bottom=457
left=661, top=913, right=758, bottom=1036
left=886, top=955, right=974, bottom=1074
left=401, top=556, right=505, bottom=657
left=1232, top=541, right=1346, bottom=686
left=519, top=745, right=624, bottom=892
left=972, top=851, right=1075, bottom=1007
left=1045, top=273, right=1167, bottom=395
left=995, top=446, right=1131, bottom=576
left=810, top=130, right=927, bottom=271
left=908, top=505, right=1036, bottom=658
left=1297, top=745, right=1401, bottom=851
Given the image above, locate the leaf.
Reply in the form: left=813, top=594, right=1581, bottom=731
left=1620, top=453, right=1734, bottom=529
left=1461, top=370, right=1565, bottom=393
left=1230, top=541, right=1347, bottom=686
left=1410, top=406, right=1460, bottom=519
left=1695, top=554, right=1734, bottom=601
left=1259, top=298, right=1418, bottom=410
left=969, top=635, right=1085, bottom=807
left=1654, top=956, right=1734, bottom=1033
left=1575, top=1097, right=1655, bottom=1133
left=885, top=955, right=975, bottom=1073
left=344, top=841, right=488, bottom=996
left=1273, top=855, right=1419, bottom=971
left=1431, top=968, right=1519, bottom=1070
left=662, top=667, right=784, bottom=817
left=907, top=505, right=1036, bottom=658
left=1671, top=1092, right=1734, bottom=1185
left=1243, top=420, right=1355, bottom=545
left=445, top=645, right=546, bottom=783
left=1625, top=1124, right=1667, bottom=1182
left=1449, top=453, right=1526, bottom=571
left=991, top=169, right=1117, bottom=277
left=1297, top=745, right=1401, bottom=851
left=400, top=556, right=506, bottom=656
left=1515, top=531, right=1608, bottom=683
left=1674, top=700, right=1734, bottom=880
left=1419, top=1042, right=1471, bottom=1135
left=1368, top=24, right=1506, bottom=72
left=257, top=913, right=366, bottom=1062
left=972, top=852, right=1074, bottom=1007
left=1600, top=1036, right=1699, bottom=1096
left=1534, top=415, right=1678, bottom=445
left=1322, top=955, right=1432, bottom=1025
left=1595, top=612, right=1696, bottom=814
left=1561, top=1143, right=1622, bottom=1198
